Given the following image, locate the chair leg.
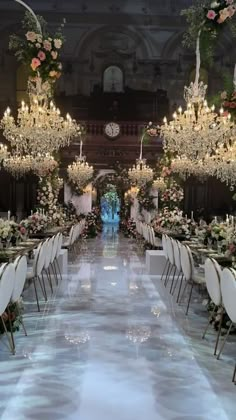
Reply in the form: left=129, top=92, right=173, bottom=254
left=33, top=277, right=40, bottom=312
left=55, top=258, right=63, bottom=282
left=44, top=269, right=53, bottom=293
left=1, top=315, right=15, bottom=355
left=178, top=279, right=189, bottom=305
left=214, top=308, right=224, bottom=356
left=169, top=268, right=177, bottom=294
left=164, top=264, right=173, bottom=287
left=202, top=304, right=217, bottom=339
left=38, top=275, right=47, bottom=301
left=217, top=321, right=233, bottom=360
left=186, top=282, right=194, bottom=315
left=232, top=364, right=236, bottom=383
left=160, top=260, right=168, bottom=282
left=7, top=306, right=15, bottom=352
left=172, top=273, right=182, bottom=297
left=176, top=275, right=184, bottom=303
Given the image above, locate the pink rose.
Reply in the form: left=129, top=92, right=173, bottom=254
left=228, top=5, right=236, bottom=17
left=31, top=58, right=41, bottom=71
left=51, top=50, right=58, bottom=60
left=26, top=31, right=37, bottom=42
left=43, top=40, right=52, bottom=51
left=207, top=10, right=217, bottom=20
left=38, top=51, right=46, bottom=61
left=226, top=0, right=234, bottom=5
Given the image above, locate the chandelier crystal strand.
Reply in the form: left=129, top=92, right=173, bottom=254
left=67, top=140, right=94, bottom=190
left=0, top=143, right=8, bottom=163
left=128, top=133, right=154, bottom=186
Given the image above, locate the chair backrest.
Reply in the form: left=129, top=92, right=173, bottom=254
left=68, top=226, right=74, bottom=245
left=173, top=239, right=181, bottom=272
left=12, top=255, right=28, bottom=302
left=51, top=235, right=58, bottom=262
left=44, top=237, right=53, bottom=269
left=166, top=236, right=175, bottom=265
left=36, top=241, right=47, bottom=276
left=204, top=258, right=222, bottom=306
left=0, top=263, right=15, bottom=315
left=162, top=234, right=168, bottom=258
left=180, top=244, right=192, bottom=281
left=32, top=242, right=43, bottom=275
left=220, top=268, right=236, bottom=324
left=56, top=233, right=63, bottom=258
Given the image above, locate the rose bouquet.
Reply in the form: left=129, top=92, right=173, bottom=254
left=160, top=180, right=184, bottom=210
left=9, top=11, right=65, bottom=85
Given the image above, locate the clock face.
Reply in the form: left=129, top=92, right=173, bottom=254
left=104, top=122, right=120, bottom=139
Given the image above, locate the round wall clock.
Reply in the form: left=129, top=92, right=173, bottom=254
left=104, top=122, right=121, bottom=139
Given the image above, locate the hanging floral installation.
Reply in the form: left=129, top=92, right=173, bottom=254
left=9, top=11, right=65, bottom=87
left=181, top=0, right=236, bottom=64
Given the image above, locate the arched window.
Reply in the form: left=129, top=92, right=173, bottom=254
left=103, top=66, right=124, bottom=93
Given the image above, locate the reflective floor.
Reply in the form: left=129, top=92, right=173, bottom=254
left=0, top=225, right=236, bottom=420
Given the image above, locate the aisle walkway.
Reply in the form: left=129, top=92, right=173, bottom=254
left=0, top=227, right=235, bottom=420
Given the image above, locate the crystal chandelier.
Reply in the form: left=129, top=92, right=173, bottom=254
left=161, top=31, right=235, bottom=169
left=32, top=153, right=58, bottom=177
left=67, top=140, right=94, bottom=190
left=1, top=98, right=78, bottom=156
left=152, top=177, right=166, bottom=191
left=128, top=132, right=153, bottom=187
left=3, top=154, right=33, bottom=178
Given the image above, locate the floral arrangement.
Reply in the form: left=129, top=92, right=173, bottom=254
left=152, top=207, right=196, bottom=237
left=9, top=11, right=65, bottom=85
left=142, top=122, right=160, bottom=144
left=0, top=300, right=23, bottom=335
left=221, top=89, right=236, bottom=117
left=20, top=213, right=49, bottom=235
left=181, top=1, right=236, bottom=63
left=37, top=169, right=64, bottom=224
left=84, top=210, right=99, bottom=238
left=137, top=184, right=156, bottom=212
left=160, top=180, right=184, bottom=210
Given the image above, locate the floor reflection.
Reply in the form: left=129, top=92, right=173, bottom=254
left=0, top=230, right=235, bottom=420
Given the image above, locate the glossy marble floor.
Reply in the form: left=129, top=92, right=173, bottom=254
left=0, top=225, right=236, bottom=420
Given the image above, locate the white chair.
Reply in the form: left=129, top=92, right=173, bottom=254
left=202, top=258, right=222, bottom=355
left=217, top=268, right=236, bottom=364
left=54, top=232, right=63, bottom=281
left=26, top=241, right=47, bottom=311
left=164, top=236, right=175, bottom=287
left=179, top=244, right=205, bottom=315
left=50, top=234, right=60, bottom=284
left=0, top=263, right=16, bottom=354
left=170, top=239, right=183, bottom=298
left=161, top=234, right=170, bottom=282
left=43, top=237, right=54, bottom=293
left=10, top=255, right=28, bottom=350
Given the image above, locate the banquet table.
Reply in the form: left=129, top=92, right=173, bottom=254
left=0, top=239, right=41, bottom=263
left=29, top=224, right=72, bottom=239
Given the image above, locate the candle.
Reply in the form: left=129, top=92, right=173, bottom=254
left=185, top=214, right=188, bottom=220
left=214, top=216, right=217, bottom=223
left=7, top=210, right=10, bottom=220
left=191, top=211, right=194, bottom=221
left=31, top=210, right=33, bottom=216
